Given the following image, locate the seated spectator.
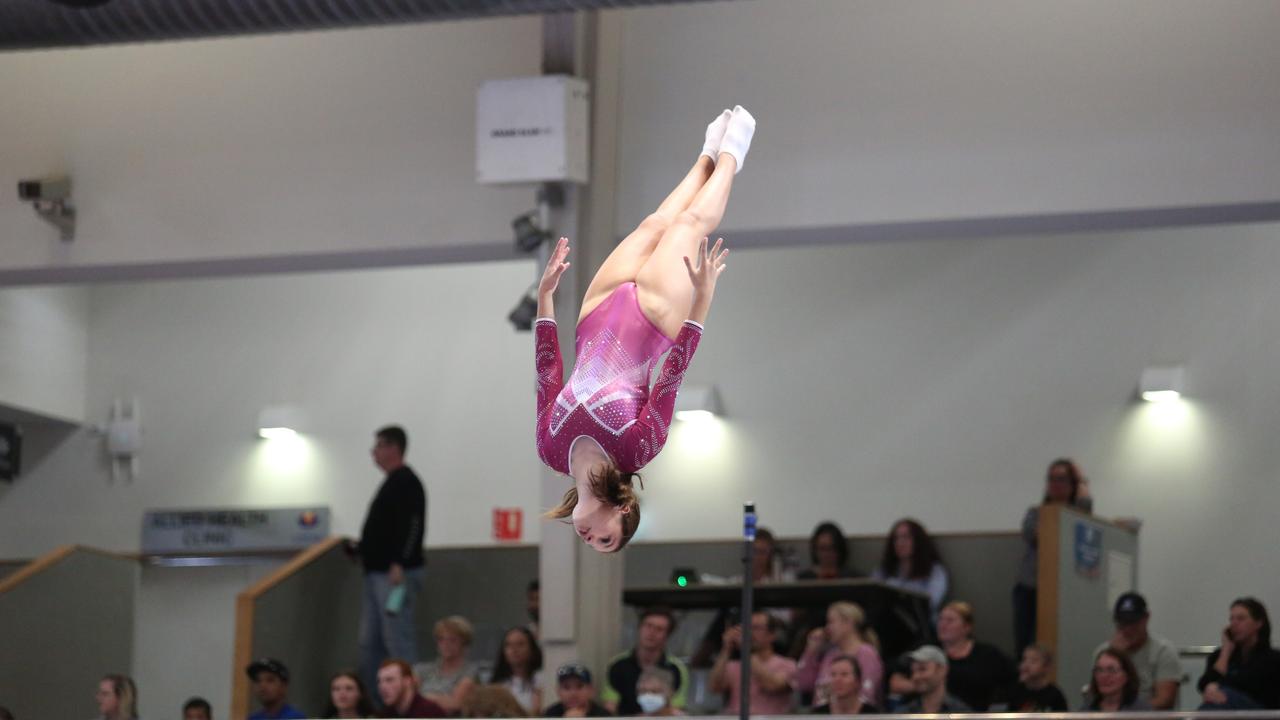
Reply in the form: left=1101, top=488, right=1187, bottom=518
left=900, top=646, right=971, bottom=713
left=1198, top=597, right=1280, bottom=709
left=415, top=616, right=480, bottom=714
left=870, top=518, right=949, bottom=621
left=795, top=601, right=883, bottom=706
left=634, top=668, right=684, bottom=717
left=811, top=655, right=881, bottom=715
left=935, top=601, right=1016, bottom=711
left=1083, top=647, right=1151, bottom=711
left=798, top=522, right=857, bottom=580
left=602, top=607, right=689, bottom=715
left=491, top=627, right=544, bottom=715
left=95, top=674, right=139, bottom=720
left=543, top=664, right=612, bottom=717
left=527, top=580, right=541, bottom=638
left=709, top=611, right=797, bottom=716
left=377, top=660, right=445, bottom=718
left=324, top=670, right=376, bottom=718
left=182, top=697, right=212, bottom=720
left=246, top=659, right=306, bottom=720
left=460, top=686, right=527, bottom=719
left=1004, top=645, right=1067, bottom=712
left=694, top=529, right=793, bottom=667
left=1092, top=592, right=1180, bottom=709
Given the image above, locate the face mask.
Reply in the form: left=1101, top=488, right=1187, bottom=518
left=636, top=693, right=666, bottom=714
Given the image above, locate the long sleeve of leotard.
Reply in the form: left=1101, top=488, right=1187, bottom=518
left=534, top=318, right=568, bottom=474
left=617, top=321, right=703, bottom=472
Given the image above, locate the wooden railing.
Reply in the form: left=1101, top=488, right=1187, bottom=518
left=231, top=535, right=348, bottom=719
left=0, top=544, right=134, bottom=594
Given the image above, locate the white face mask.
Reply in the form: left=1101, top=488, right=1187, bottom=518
left=636, top=693, right=667, bottom=714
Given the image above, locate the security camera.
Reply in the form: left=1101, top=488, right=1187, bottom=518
left=18, top=177, right=71, bottom=203
left=18, top=177, right=75, bottom=241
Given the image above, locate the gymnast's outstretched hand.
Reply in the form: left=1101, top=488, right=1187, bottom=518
left=537, top=237, right=571, bottom=319
left=683, top=236, right=728, bottom=325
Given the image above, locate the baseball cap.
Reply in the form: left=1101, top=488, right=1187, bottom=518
left=556, top=662, right=593, bottom=685
left=908, top=645, right=948, bottom=667
left=1114, top=592, right=1149, bottom=623
left=246, top=658, right=290, bottom=683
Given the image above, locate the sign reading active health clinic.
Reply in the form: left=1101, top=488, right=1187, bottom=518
left=141, top=506, right=330, bottom=554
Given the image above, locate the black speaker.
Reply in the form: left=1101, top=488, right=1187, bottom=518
left=0, top=423, right=20, bottom=481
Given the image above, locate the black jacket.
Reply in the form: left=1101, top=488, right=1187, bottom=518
left=359, top=466, right=426, bottom=572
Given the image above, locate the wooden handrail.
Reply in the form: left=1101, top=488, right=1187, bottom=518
left=231, top=535, right=349, bottom=720
left=0, top=545, right=135, bottom=595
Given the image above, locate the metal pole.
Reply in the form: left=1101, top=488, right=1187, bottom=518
left=740, top=502, right=756, bottom=720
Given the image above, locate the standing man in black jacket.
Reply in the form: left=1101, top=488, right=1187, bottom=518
left=357, top=425, right=427, bottom=696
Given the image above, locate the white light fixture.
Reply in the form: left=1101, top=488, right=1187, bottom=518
left=257, top=405, right=306, bottom=439
left=675, top=385, right=723, bottom=421
left=1140, top=366, right=1184, bottom=403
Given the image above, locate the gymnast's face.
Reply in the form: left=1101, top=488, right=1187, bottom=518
left=572, top=488, right=625, bottom=553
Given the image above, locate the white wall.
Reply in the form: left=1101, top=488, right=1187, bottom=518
left=614, top=0, right=1280, bottom=234
left=0, top=16, right=541, bottom=279
left=0, top=285, right=89, bottom=423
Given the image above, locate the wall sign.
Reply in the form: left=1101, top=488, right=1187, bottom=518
left=493, top=507, right=523, bottom=542
left=1074, top=521, right=1102, bottom=578
left=141, top=506, right=329, bottom=554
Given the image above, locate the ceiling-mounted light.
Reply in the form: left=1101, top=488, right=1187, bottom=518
left=1140, top=366, right=1184, bottom=403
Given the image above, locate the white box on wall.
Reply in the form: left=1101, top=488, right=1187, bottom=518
left=476, top=75, right=590, bottom=184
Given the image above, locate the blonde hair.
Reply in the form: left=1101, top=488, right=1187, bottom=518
left=942, top=600, right=976, bottom=636
left=435, top=615, right=474, bottom=646
left=829, top=601, right=880, bottom=651
left=461, top=684, right=527, bottom=718
left=544, top=466, right=642, bottom=552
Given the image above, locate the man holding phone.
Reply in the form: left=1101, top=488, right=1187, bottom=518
left=356, top=425, right=427, bottom=698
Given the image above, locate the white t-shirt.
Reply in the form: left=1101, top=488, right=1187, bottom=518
left=1093, top=633, right=1181, bottom=705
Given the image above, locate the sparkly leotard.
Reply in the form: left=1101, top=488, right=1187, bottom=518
left=535, top=282, right=703, bottom=474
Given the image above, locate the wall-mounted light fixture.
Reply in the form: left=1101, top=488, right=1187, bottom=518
left=257, top=405, right=306, bottom=439
left=1140, top=366, right=1184, bottom=403
left=675, top=385, right=723, bottom=421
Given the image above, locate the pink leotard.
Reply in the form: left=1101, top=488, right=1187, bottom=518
left=535, top=282, right=703, bottom=474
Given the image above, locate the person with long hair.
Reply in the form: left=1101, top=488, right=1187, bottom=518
left=1012, top=458, right=1093, bottom=654
left=1198, top=597, right=1280, bottom=709
left=490, top=626, right=544, bottom=715
left=323, top=671, right=375, bottom=718
left=536, top=107, right=756, bottom=553
left=94, top=675, right=139, bottom=720
left=459, top=685, right=526, bottom=719
left=798, top=522, right=856, bottom=580
left=1083, top=647, right=1150, bottom=711
left=795, top=601, right=884, bottom=706
left=871, top=518, right=949, bottom=621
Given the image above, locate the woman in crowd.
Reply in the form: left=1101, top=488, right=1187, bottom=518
left=871, top=518, right=949, bottom=621
left=936, top=601, right=1016, bottom=711
left=490, top=626, right=544, bottom=715
left=323, top=671, right=375, bottom=718
left=536, top=107, right=755, bottom=554
left=460, top=686, right=528, bottom=719
left=95, top=675, right=139, bottom=720
left=415, top=615, right=481, bottom=714
left=1083, top=647, right=1150, bottom=711
left=1198, top=597, right=1280, bottom=709
left=1013, top=458, right=1093, bottom=654
left=795, top=601, right=883, bottom=706
left=798, top=522, right=857, bottom=580
left=810, top=655, right=881, bottom=715
left=1004, top=644, right=1068, bottom=712
left=635, top=667, right=685, bottom=717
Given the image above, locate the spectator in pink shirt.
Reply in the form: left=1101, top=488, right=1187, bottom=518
left=709, top=611, right=797, bottom=715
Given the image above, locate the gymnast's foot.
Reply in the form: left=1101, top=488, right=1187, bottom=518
left=700, top=108, right=733, bottom=163
left=719, top=105, right=755, bottom=174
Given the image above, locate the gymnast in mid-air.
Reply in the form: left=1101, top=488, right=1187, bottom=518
left=535, top=105, right=756, bottom=552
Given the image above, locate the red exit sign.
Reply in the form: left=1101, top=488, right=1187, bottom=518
left=493, top=508, right=523, bottom=542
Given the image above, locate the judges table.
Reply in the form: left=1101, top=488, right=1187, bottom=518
left=624, top=579, right=932, bottom=660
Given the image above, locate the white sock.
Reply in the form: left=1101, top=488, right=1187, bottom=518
left=718, top=105, right=756, bottom=174
left=700, top=109, right=733, bottom=161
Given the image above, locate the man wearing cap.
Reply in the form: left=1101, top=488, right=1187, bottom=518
left=246, top=659, right=307, bottom=720
left=902, top=646, right=973, bottom=714
left=377, top=659, right=446, bottom=718
left=1093, top=592, right=1181, bottom=709
left=544, top=664, right=613, bottom=717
